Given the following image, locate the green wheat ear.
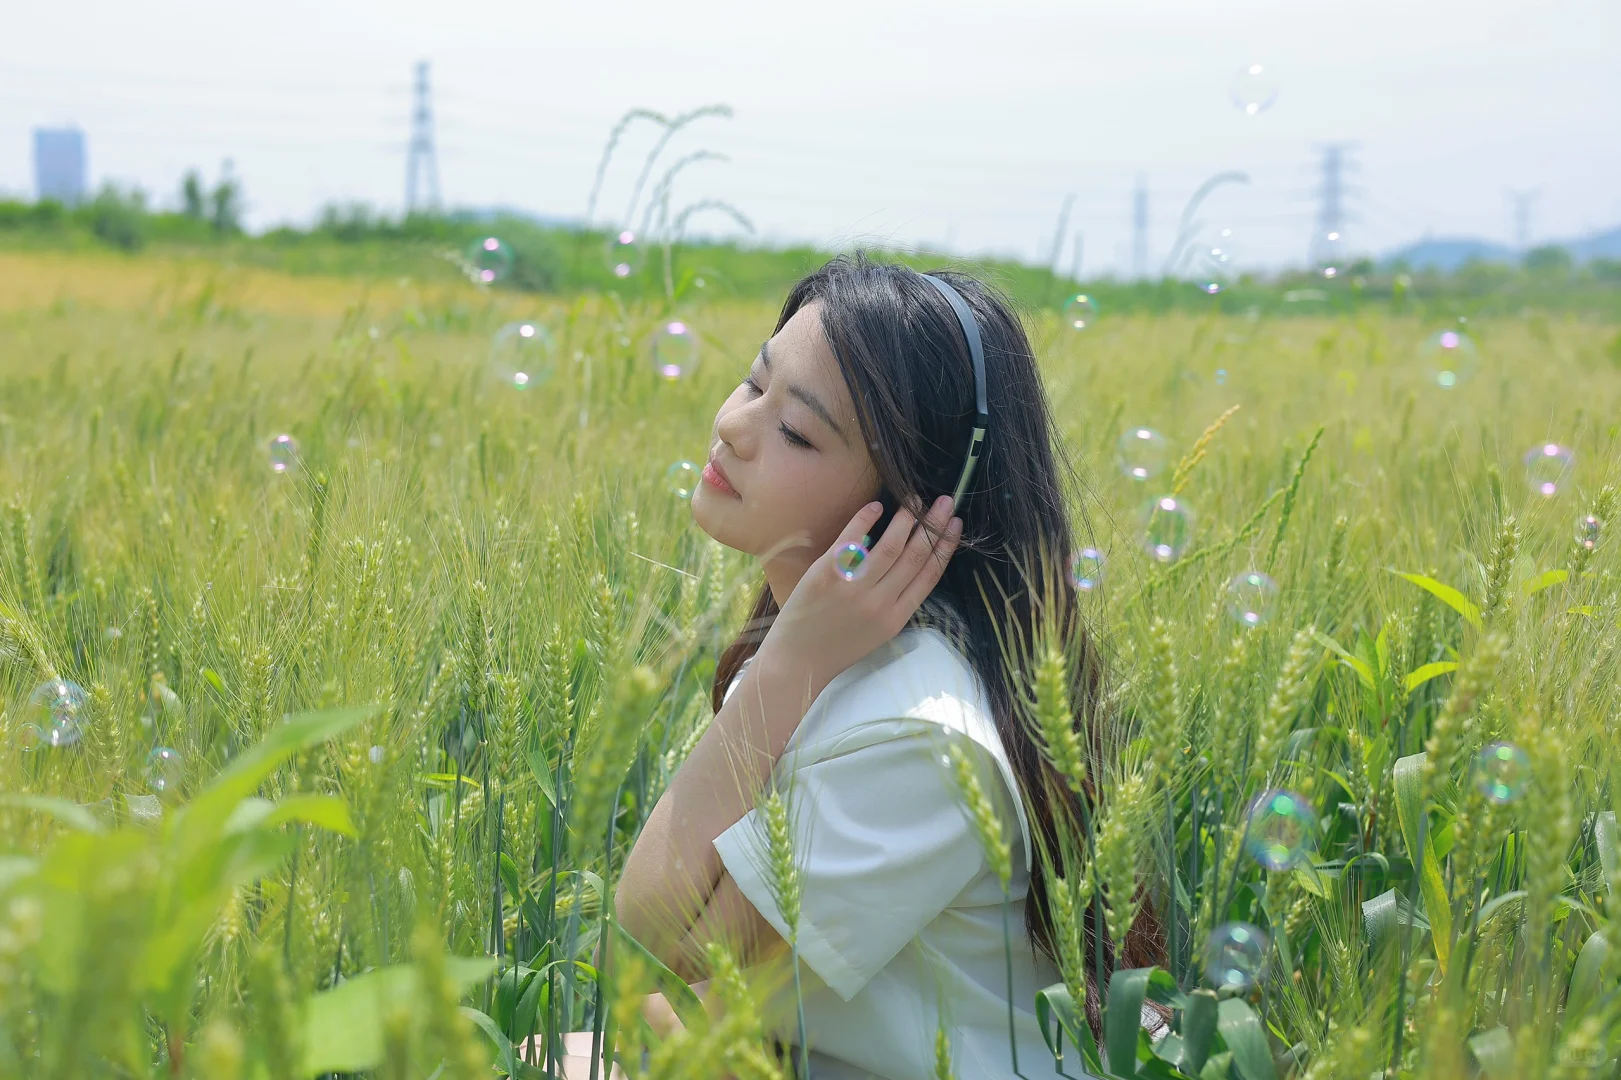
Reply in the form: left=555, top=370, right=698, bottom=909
left=760, top=788, right=802, bottom=941
left=1032, top=631, right=1086, bottom=794
left=946, top=738, right=1012, bottom=893
left=1094, top=768, right=1147, bottom=956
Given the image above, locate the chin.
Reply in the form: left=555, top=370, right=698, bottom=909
left=689, top=488, right=739, bottom=548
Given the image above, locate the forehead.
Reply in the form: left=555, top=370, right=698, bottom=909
left=770, top=302, right=846, bottom=394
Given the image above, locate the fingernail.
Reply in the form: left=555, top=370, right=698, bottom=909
left=949, top=516, right=963, bottom=531
left=865, top=501, right=882, bottom=514
left=934, top=495, right=951, bottom=512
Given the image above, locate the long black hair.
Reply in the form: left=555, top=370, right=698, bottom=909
left=710, top=253, right=1164, bottom=1003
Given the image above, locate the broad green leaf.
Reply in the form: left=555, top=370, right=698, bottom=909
left=459, top=1006, right=514, bottom=1077
left=1566, top=605, right=1598, bottom=617
left=1361, top=887, right=1429, bottom=949
left=1595, top=811, right=1618, bottom=887
left=1521, top=569, right=1568, bottom=597
left=1469, top=1027, right=1515, bottom=1080
left=1313, top=631, right=1374, bottom=689
left=0, top=855, right=38, bottom=891
left=224, top=793, right=355, bottom=837
left=1035, top=983, right=1104, bottom=1076
left=1404, top=661, right=1458, bottom=692
left=1392, top=752, right=1452, bottom=973
left=1389, top=571, right=1482, bottom=630
left=201, top=668, right=227, bottom=696
left=1566, top=929, right=1612, bottom=1020
left=1178, top=989, right=1219, bottom=1076
left=0, top=794, right=106, bottom=833
left=526, top=744, right=559, bottom=810
left=1216, top=997, right=1277, bottom=1080
left=1200, top=1051, right=1233, bottom=1080
left=1105, top=967, right=1185, bottom=1076
left=300, top=955, right=497, bottom=1075
left=611, top=921, right=704, bottom=1030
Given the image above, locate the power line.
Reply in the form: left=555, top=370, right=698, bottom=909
left=405, top=60, right=441, bottom=214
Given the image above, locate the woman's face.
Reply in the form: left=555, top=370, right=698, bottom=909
left=691, top=300, right=881, bottom=579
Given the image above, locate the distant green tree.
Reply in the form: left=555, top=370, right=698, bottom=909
left=181, top=170, right=206, bottom=220
left=210, top=159, right=243, bottom=235
left=87, top=183, right=149, bottom=251
left=1524, top=244, right=1573, bottom=275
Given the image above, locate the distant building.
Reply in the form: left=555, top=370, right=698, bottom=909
left=34, top=128, right=87, bottom=205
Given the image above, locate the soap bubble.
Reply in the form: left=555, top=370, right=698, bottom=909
left=1576, top=514, right=1602, bottom=552
left=1230, top=63, right=1280, bottom=115
left=1069, top=547, right=1105, bottom=593
left=146, top=746, right=183, bottom=794
left=469, top=236, right=513, bottom=285
left=1117, top=427, right=1171, bottom=481
left=665, top=460, right=699, bottom=499
left=651, top=320, right=700, bottom=379
left=368, top=745, right=385, bottom=765
left=1214, top=367, right=1230, bottom=385
left=1420, top=328, right=1479, bottom=389
left=1474, top=742, right=1530, bottom=803
left=1195, top=228, right=1239, bottom=293
left=490, top=321, right=557, bottom=390
left=28, top=679, right=88, bottom=748
left=1140, top=495, right=1194, bottom=563
left=1226, top=571, right=1279, bottom=627
left=1245, top=789, right=1314, bottom=870
left=1062, top=294, right=1098, bottom=331
left=267, top=434, right=298, bottom=473
left=835, top=542, right=870, bottom=581
left=607, top=229, right=643, bottom=278
left=1523, top=443, right=1575, bottom=497
left=1315, top=232, right=1347, bottom=279
left=1206, top=922, right=1268, bottom=990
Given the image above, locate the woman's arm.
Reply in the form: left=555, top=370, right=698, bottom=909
left=614, top=641, right=828, bottom=969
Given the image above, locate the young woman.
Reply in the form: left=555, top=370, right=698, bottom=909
left=596, top=255, right=1163, bottom=1078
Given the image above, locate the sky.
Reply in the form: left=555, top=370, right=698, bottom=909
left=2, top=0, right=1618, bottom=276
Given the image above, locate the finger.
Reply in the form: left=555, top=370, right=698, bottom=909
left=861, top=500, right=925, bottom=580
left=895, top=515, right=963, bottom=611
left=828, top=500, right=886, bottom=561
left=877, top=494, right=955, bottom=592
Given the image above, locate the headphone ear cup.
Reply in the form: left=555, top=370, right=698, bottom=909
left=870, top=485, right=898, bottom=546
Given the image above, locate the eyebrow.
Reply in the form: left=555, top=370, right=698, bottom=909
left=758, top=338, right=850, bottom=446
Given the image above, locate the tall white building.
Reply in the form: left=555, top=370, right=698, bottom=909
left=34, top=128, right=87, bottom=206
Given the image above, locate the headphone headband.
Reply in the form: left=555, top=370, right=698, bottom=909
left=918, top=273, right=990, bottom=510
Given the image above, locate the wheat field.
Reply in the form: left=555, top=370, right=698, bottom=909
left=1, top=249, right=1619, bottom=1079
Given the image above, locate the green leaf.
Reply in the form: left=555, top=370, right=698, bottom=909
left=1595, top=811, right=1618, bottom=887
left=1392, top=752, right=1452, bottom=972
left=1520, top=569, right=1568, bottom=597
left=0, top=794, right=106, bottom=833
left=1404, top=661, right=1458, bottom=692
left=1469, top=1027, right=1515, bottom=1080
left=1566, top=929, right=1612, bottom=1020
left=1389, top=571, right=1483, bottom=630
left=1313, top=631, right=1374, bottom=689
left=1216, top=997, right=1277, bottom=1080
left=1178, top=989, right=1219, bottom=1076
left=201, top=668, right=227, bottom=696
left=611, top=922, right=704, bottom=1030
left=1199, top=1051, right=1233, bottom=1080
left=1035, top=983, right=1105, bottom=1077
left=1361, top=887, right=1429, bottom=949
left=460, top=1006, right=516, bottom=1077
left=300, top=955, right=497, bottom=1075
left=225, top=793, right=356, bottom=837
left=1106, top=967, right=1184, bottom=1077
left=526, top=744, right=559, bottom=810
left=0, top=855, right=38, bottom=892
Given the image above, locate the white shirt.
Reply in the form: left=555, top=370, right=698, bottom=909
left=711, top=625, right=1079, bottom=1080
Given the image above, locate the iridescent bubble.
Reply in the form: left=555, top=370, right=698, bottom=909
left=1420, top=328, right=1479, bottom=389
left=1523, top=443, right=1575, bottom=497
left=835, top=542, right=870, bottom=581
left=1315, top=231, right=1346, bottom=279
left=607, top=229, right=643, bottom=279
left=1062, top=294, right=1098, bottom=331
left=651, top=320, right=700, bottom=380
left=1195, top=228, right=1239, bottom=294
left=469, top=236, right=514, bottom=285
left=1226, top=571, right=1279, bottom=627
left=665, top=460, right=699, bottom=500
left=490, top=321, right=557, bottom=390
left=267, top=434, right=298, bottom=473
left=146, top=746, right=183, bottom=794
left=1230, top=63, right=1279, bottom=115
left=1069, top=547, right=1105, bottom=593
left=1214, top=368, right=1230, bottom=385
left=1245, top=789, right=1315, bottom=871
left=1117, top=427, right=1171, bottom=481
left=1140, top=495, right=1194, bottom=564
left=1206, top=922, right=1268, bottom=990
left=1576, top=514, right=1602, bottom=552
left=28, top=679, right=88, bottom=748
left=1474, top=742, right=1530, bottom=804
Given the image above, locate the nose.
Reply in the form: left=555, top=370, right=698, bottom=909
left=713, top=392, right=758, bottom=459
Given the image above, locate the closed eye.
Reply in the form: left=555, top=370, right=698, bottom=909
left=741, top=376, right=813, bottom=448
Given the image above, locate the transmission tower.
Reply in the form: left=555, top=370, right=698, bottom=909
left=1132, top=175, right=1149, bottom=279
left=1310, top=142, right=1360, bottom=269
left=405, top=60, right=441, bottom=215
left=1506, top=188, right=1541, bottom=250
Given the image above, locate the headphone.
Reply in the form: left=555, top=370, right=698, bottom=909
left=918, top=273, right=990, bottom=513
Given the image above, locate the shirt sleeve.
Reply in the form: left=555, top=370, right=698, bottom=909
left=711, top=726, right=992, bottom=1002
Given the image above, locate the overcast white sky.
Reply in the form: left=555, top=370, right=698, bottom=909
left=2, top=0, right=1617, bottom=275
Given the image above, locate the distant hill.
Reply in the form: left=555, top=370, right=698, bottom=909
left=1386, top=224, right=1621, bottom=271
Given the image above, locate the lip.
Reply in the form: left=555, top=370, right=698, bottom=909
left=702, top=459, right=739, bottom=497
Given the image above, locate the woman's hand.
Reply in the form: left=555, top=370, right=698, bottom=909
left=761, top=494, right=964, bottom=696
